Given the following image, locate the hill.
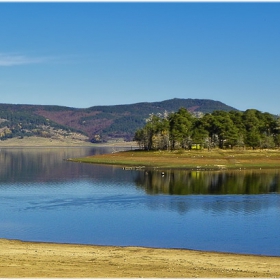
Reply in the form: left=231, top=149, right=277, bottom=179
left=0, top=98, right=237, bottom=142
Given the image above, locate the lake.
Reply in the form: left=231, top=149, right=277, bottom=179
left=0, top=146, right=280, bottom=256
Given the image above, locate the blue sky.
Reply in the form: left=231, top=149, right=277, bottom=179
left=0, top=2, right=279, bottom=114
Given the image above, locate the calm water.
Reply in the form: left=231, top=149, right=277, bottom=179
left=0, top=147, right=280, bottom=256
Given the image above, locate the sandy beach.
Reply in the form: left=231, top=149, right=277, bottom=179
left=0, top=238, right=280, bottom=278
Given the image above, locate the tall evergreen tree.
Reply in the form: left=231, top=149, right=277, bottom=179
left=169, top=108, right=193, bottom=149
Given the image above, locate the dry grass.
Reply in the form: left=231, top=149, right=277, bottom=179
left=0, top=136, right=137, bottom=148
left=71, top=148, right=280, bottom=170
left=0, top=136, right=90, bottom=147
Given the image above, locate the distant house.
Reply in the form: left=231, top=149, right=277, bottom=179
left=191, top=143, right=202, bottom=150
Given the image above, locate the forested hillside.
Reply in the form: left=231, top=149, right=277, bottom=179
left=0, top=104, right=86, bottom=141
left=0, top=98, right=237, bottom=142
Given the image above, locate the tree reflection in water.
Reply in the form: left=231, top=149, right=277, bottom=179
left=134, top=169, right=280, bottom=195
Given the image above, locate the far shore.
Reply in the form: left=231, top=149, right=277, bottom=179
left=0, top=136, right=137, bottom=148
left=70, top=147, right=280, bottom=171
left=1, top=238, right=280, bottom=278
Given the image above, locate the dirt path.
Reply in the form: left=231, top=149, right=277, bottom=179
left=0, top=239, right=279, bottom=278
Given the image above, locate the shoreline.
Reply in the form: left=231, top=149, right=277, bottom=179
left=1, top=238, right=280, bottom=278
left=70, top=148, right=280, bottom=171
left=0, top=136, right=137, bottom=148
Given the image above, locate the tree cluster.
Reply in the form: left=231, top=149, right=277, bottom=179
left=134, top=108, right=280, bottom=150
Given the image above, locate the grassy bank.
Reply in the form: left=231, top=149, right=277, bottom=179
left=69, top=148, right=280, bottom=170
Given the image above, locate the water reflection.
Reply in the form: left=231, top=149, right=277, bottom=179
left=134, top=169, right=280, bottom=195
left=1, top=147, right=280, bottom=256
left=0, top=146, right=128, bottom=184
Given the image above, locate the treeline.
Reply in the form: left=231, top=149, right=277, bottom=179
left=134, top=108, right=280, bottom=150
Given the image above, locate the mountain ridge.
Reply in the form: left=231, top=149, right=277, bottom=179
left=0, top=98, right=238, bottom=142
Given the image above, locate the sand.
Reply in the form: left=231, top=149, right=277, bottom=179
left=0, top=239, right=280, bottom=278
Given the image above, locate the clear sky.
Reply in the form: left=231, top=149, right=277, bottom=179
left=0, top=2, right=279, bottom=114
